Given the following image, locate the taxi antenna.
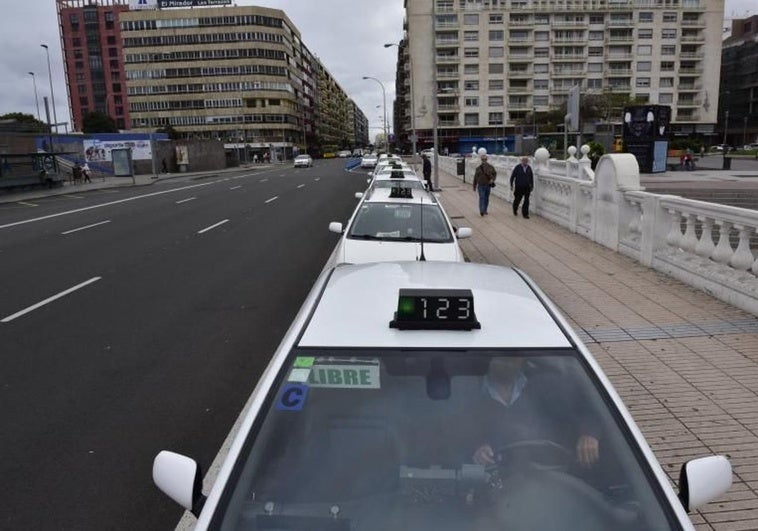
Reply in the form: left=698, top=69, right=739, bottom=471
left=418, top=194, right=426, bottom=261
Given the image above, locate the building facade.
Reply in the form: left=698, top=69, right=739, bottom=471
left=720, top=15, right=758, bottom=147
left=57, top=0, right=132, bottom=131
left=350, top=100, right=370, bottom=148
left=404, top=0, right=724, bottom=154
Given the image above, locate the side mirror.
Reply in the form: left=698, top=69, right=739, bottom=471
left=456, top=227, right=472, bottom=239
left=329, top=222, right=344, bottom=234
left=366, top=178, right=371, bottom=184
left=355, top=192, right=364, bottom=199
left=678, top=456, right=732, bottom=512
left=153, top=451, right=204, bottom=515
left=367, top=171, right=373, bottom=176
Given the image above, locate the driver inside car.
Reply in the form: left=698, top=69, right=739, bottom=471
left=467, top=357, right=600, bottom=470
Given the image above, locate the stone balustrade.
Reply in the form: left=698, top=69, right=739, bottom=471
left=439, top=148, right=758, bottom=315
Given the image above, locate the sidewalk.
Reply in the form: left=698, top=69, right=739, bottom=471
left=0, top=164, right=269, bottom=205
left=434, top=166, right=758, bottom=530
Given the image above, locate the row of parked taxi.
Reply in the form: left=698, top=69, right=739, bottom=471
left=152, top=153, right=733, bottom=531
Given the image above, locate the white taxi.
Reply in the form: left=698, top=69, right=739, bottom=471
left=327, top=185, right=470, bottom=264
left=154, top=261, right=732, bottom=530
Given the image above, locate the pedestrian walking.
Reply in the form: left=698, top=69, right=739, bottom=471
left=161, top=158, right=168, bottom=173
left=510, top=156, right=534, bottom=218
left=72, top=162, right=83, bottom=184
left=82, top=162, right=92, bottom=183
left=472, top=149, right=497, bottom=216
left=253, top=153, right=258, bottom=164
left=422, top=153, right=432, bottom=190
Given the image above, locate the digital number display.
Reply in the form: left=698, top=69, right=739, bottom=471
left=390, top=289, right=481, bottom=330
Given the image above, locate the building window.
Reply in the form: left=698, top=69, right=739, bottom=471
left=109, top=48, right=118, bottom=57
left=489, top=30, right=504, bottom=41
left=75, top=61, right=84, bottom=70
left=464, top=80, right=479, bottom=90
left=488, top=112, right=503, bottom=124
left=489, top=14, right=503, bottom=24
left=489, top=79, right=504, bottom=90
left=636, top=77, right=651, bottom=87
left=511, top=30, right=530, bottom=40
left=465, top=96, right=479, bottom=106
left=662, top=12, right=677, bottom=22
left=534, top=79, right=549, bottom=90
left=489, top=46, right=504, bottom=57
left=534, top=14, right=549, bottom=24
left=73, top=38, right=81, bottom=47
left=69, top=14, right=79, bottom=26
left=464, top=31, right=479, bottom=41
left=660, top=61, right=675, bottom=71
left=662, top=29, right=677, bottom=39
left=589, top=47, right=603, bottom=57
left=659, top=93, right=673, bottom=103
left=535, top=47, right=549, bottom=58
left=587, top=78, right=602, bottom=89
left=637, top=45, right=652, bottom=55
left=533, top=31, right=549, bottom=41
left=638, top=28, right=652, bottom=39
left=79, top=96, right=88, bottom=106
left=464, top=64, right=479, bottom=74
left=660, top=77, right=674, bottom=87
left=534, top=63, right=549, bottom=73
left=636, top=93, right=649, bottom=102
left=489, top=95, right=503, bottom=106
left=588, top=31, right=604, bottom=40
left=464, top=113, right=479, bottom=125
left=464, top=47, right=479, bottom=58
left=588, top=62, right=603, bottom=72
left=661, top=45, right=676, bottom=55
left=105, top=11, right=115, bottom=22
left=589, top=14, right=604, bottom=24
left=464, top=14, right=479, bottom=25
left=637, top=61, right=651, bottom=71
left=639, top=12, right=653, bottom=22
left=534, top=95, right=548, bottom=106
left=107, top=36, right=116, bottom=45
left=76, top=73, right=85, bottom=82
left=489, top=63, right=504, bottom=74
left=112, top=83, right=121, bottom=93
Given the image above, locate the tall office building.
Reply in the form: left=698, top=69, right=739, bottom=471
left=403, top=0, right=724, bottom=154
left=720, top=15, right=758, bottom=146
left=57, top=0, right=132, bottom=131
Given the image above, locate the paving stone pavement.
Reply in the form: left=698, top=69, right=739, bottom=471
left=434, top=166, right=758, bottom=530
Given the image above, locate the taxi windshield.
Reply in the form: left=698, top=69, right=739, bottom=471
left=347, top=203, right=453, bottom=243
left=214, top=350, right=678, bottom=530
left=372, top=180, right=425, bottom=190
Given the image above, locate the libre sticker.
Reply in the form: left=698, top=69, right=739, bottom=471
left=288, top=368, right=311, bottom=383
left=308, top=363, right=381, bottom=389
left=293, top=356, right=315, bottom=368
left=276, top=384, right=309, bottom=411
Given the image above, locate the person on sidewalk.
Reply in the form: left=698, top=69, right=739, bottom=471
left=422, top=153, right=432, bottom=190
left=82, top=162, right=92, bottom=183
left=510, top=156, right=534, bottom=219
left=72, top=162, right=83, bottom=184
left=473, top=150, right=497, bottom=216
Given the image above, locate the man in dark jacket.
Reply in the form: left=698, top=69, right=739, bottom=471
left=473, top=152, right=497, bottom=216
left=421, top=153, right=432, bottom=190
left=510, top=156, right=534, bottom=218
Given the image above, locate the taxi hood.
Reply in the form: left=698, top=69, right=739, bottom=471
left=342, top=240, right=462, bottom=264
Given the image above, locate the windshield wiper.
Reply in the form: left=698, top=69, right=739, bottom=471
left=349, top=234, right=382, bottom=240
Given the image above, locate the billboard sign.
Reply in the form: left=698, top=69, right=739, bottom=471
left=157, top=0, right=231, bottom=7
left=83, top=139, right=153, bottom=162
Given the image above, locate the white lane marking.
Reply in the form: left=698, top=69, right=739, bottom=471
left=229, top=185, right=242, bottom=190
left=64, top=194, right=85, bottom=199
left=17, top=201, right=38, bottom=207
left=0, top=181, right=215, bottom=230
left=265, top=196, right=278, bottom=204
left=259, top=178, right=268, bottom=182
left=1, top=277, right=102, bottom=323
left=297, top=184, right=305, bottom=189
left=61, top=220, right=111, bottom=235
left=198, top=219, right=229, bottom=234
left=175, top=197, right=196, bottom=204
left=314, top=177, right=321, bottom=181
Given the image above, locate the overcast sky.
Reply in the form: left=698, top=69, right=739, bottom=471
left=0, top=0, right=753, bottom=139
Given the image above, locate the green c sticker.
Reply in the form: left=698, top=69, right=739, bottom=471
left=293, top=356, right=315, bottom=368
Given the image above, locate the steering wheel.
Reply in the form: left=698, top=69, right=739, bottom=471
left=488, top=439, right=574, bottom=473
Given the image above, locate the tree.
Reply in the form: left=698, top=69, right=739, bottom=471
left=82, top=111, right=118, bottom=133
left=0, top=112, right=48, bottom=131
left=156, top=125, right=181, bottom=140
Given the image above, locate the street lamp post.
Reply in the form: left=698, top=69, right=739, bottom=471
left=363, top=76, right=388, bottom=153
left=40, top=44, right=58, bottom=134
left=28, top=72, right=41, bottom=121
left=723, top=109, right=729, bottom=147
left=743, top=116, right=748, bottom=148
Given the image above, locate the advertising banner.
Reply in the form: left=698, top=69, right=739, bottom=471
left=129, top=0, right=158, bottom=9
left=83, top=139, right=153, bottom=162
left=157, top=0, right=231, bottom=7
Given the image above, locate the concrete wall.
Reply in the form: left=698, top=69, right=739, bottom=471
left=153, top=140, right=226, bottom=174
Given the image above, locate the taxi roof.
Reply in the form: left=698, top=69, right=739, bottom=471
left=298, top=262, right=572, bottom=349
left=363, top=186, right=436, bottom=204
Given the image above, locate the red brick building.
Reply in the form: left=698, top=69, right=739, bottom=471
left=56, top=0, right=131, bottom=131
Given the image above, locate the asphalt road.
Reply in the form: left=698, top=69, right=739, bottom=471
left=0, top=160, right=366, bottom=530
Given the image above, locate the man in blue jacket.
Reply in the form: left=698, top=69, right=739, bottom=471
left=510, top=156, right=534, bottom=219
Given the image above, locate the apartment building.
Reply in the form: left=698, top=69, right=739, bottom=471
left=57, top=0, right=132, bottom=131
left=720, top=15, right=758, bottom=146
left=403, top=0, right=724, bottom=154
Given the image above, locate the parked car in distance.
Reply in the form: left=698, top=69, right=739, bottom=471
left=361, top=154, right=378, bottom=168
left=337, top=150, right=352, bottom=158
left=293, top=154, right=313, bottom=168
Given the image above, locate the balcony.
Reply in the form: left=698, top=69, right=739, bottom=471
left=677, top=99, right=702, bottom=107
left=607, top=35, right=634, bottom=43
left=437, top=103, right=460, bottom=111
left=508, top=69, right=533, bottom=78
left=680, top=51, right=704, bottom=59
left=553, top=36, right=588, bottom=43
left=678, top=83, right=702, bottom=91
left=676, top=112, right=701, bottom=121
left=509, top=102, right=533, bottom=110
left=436, top=55, right=460, bottom=63
left=680, top=34, right=705, bottom=43
left=553, top=69, right=586, bottom=77
left=605, top=69, right=632, bottom=76
left=607, top=53, right=633, bottom=59
left=509, top=18, right=534, bottom=27
left=437, top=71, right=460, bottom=79
left=681, top=19, right=706, bottom=27
left=438, top=118, right=460, bottom=127
left=435, top=21, right=459, bottom=29
left=435, top=38, right=459, bottom=47
left=508, top=86, right=532, bottom=93
left=678, top=67, right=703, bottom=75
left=552, top=19, right=588, bottom=27
left=607, top=19, right=634, bottom=26
left=552, top=53, right=587, bottom=61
